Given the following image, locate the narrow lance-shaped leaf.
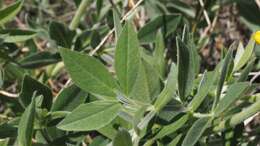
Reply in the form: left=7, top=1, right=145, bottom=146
left=130, top=59, right=161, bottom=103
left=115, top=22, right=140, bottom=96
left=57, top=100, right=122, bottom=131
left=0, top=0, right=23, bottom=25
left=214, top=82, right=249, bottom=116
left=237, top=58, right=255, bottom=82
left=234, top=34, right=255, bottom=71
left=182, top=117, right=212, bottom=146
left=214, top=42, right=236, bottom=108
left=0, top=29, right=37, bottom=43
left=113, top=129, right=133, bottom=146
left=177, top=37, right=195, bottom=101
left=19, top=52, right=60, bottom=69
left=60, top=48, right=118, bottom=99
left=188, top=71, right=217, bottom=111
left=155, top=114, right=189, bottom=139
left=168, top=134, right=183, bottom=146
left=113, top=8, right=122, bottom=41
left=154, top=63, right=178, bottom=112
left=18, top=95, right=36, bottom=146
left=154, top=31, right=166, bottom=78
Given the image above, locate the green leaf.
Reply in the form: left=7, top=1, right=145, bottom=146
left=177, top=37, right=195, bottom=100
left=234, top=42, right=244, bottom=70
left=0, top=29, right=37, bottom=43
left=188, top=71, right=217, bottom=111
left=60, top=48, right=118, bottom=99
left=138, top=14, right=181, bottom=43
left=234, top=38, right=255, bottom=71
left=51, top=84, right=88, bottom=112
left=0, top=123, right=17, bottom=138
left=19, top=52, right=60, bottom=69
left=154, top=63, right=178, bottom=112
left=182, top=117, right=212, bottom=146
left=130, top=60, right=160, bottom=103
left=90, top=136, right=110, bottom=146
left=215, top=42, right=236, bottom=105
left=19, top=75, right=53, bottom=110
left=18, top=96, right=36, bottom=146
left=49, top=21, right=76, bottom=48
left=0, top=138, right=9, bottom=146
left=115, top=22, right=140, bottom=95
left=0, top=0, right=23, bottom=25
left=237, top=0, right=260, bottom=32
left=154, top=31, right=166, bottom=78
left=214, top=82, right=249, bottom=116
left=168, top=0, right=195, bottom=18
left=113, top=129, right=133, bottom=146
left=237, top=58, right=255, bottom=82
left=57, top=100, right=122, bottom=131
left=155, top=114, right=189, bottom=139
left=113, top=8, right=122, bottom=41
left=167, top=134, right=183, bottom=146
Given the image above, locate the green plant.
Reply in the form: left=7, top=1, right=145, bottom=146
left=0, top=0, right=259, bottom=146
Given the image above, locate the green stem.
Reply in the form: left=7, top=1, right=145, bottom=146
left=230, top=99, right=260, bottom=126
left=214, top=99, right=260, bottom=131
left=69, top=0, right=91, bottom=30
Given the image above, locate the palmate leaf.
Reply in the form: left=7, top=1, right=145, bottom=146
left=60, top=48, right=118, bottom=99
left=18, top=96, right=36, bottom=146
left=57, top=100, right=122, bottom=131
left=0, top=0, right=23, bottom=25
left=115, top=22, right=140, bottom=96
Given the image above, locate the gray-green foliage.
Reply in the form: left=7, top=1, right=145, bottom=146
left=0, top=0, right=259, bottom=146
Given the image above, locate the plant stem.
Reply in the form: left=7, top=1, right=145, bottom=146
left=69, top=0, right=91, bottom=30
left=214, top=98, right=260, bottom=131
left=230, top=99, right=260, bottom=126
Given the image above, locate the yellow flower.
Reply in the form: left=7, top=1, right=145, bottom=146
left=254, top=31, right=260, bottom=44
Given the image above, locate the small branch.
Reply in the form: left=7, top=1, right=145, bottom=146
left=255, top=0, right=260, bottom=8
left=0, top=90, right=18, bottom=98
left=0, top=114, right=12, bottom=120
left=198, top=0, right=211, bottom=27
left=250, top=71, right=260, bottom=83
left=69, top=0, right=91, bottom=30
left=89, top=0, right=144, bottom=56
